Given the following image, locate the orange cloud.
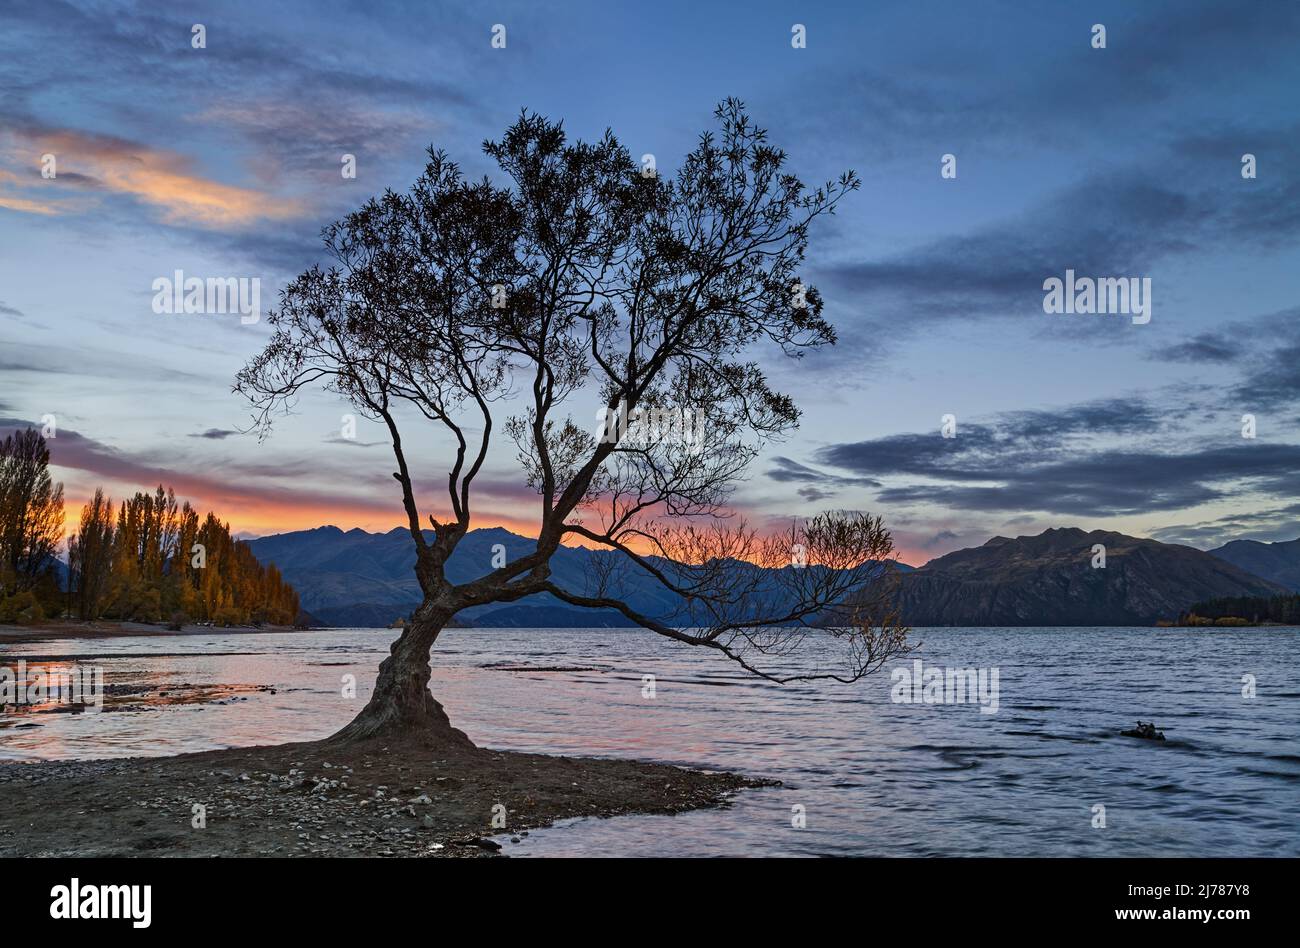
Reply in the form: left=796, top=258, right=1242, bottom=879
left=0, top=193, right=59, bottom=215
left=0, top=168, right=62, bottom=214
left=0, top=122, right=303, bottom=228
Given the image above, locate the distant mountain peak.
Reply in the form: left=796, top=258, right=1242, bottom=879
left=1214, top=535, right=1300, bottom=551
left=1208, top=534, right=1300, bottom=593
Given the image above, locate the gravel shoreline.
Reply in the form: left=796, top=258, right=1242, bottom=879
left=0, top=736, right=772, bottom=857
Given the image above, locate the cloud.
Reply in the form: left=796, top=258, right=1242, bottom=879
left=190, top=428, right=241, bottom=440
left=765, top=455, right=881, bottom=494
left=0, top=338, right=219, bottom=387
left=1148, top=331, right=1244, bottom=363
left=0, top=1, right=479, bottom=117
left=922, top=529, right=959, bottom=549
left=813, top=112, right=1300, bottom=352
left=197, top=100, right=431, bottom=186
left=876, top=442, right=1300, bottom=518
left=818, top=399, right=1165, bottom=481
left=1231, top=308, right=1300, bottom=411
left=0, top=177, right=60, bottom=215
left=811, top=397, right=1300, bottom=518
left=323, top=436, right=386, bottom=448
left=1150, top=505, right=1300, bottom=548
left=191, top=226, right=328, bottom=279
left=0, top=118, right=304, bottom=228
left=872, top=451, right=1224, bottom=517
left=816, top=169, right=1293, bottom=333
left=786, top=1, right=1300, bottom=168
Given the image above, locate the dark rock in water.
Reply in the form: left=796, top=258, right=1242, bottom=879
left=457, top=837, right=502, bottom=852
left=1121, top=720, right=1166, bottom=741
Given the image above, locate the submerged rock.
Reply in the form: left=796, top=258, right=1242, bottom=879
left=1121, top=720, right=1166, bottom=741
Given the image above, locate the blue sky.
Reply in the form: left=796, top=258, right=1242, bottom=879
left=1, top=0, right=1298, bottom=562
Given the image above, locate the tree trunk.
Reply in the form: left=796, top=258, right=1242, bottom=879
left=327, top=605, right=475, bottom=748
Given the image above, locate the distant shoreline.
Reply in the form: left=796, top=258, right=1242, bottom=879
left=0, top=618, right=312, bottom=646
left=6, top=619, right=1300, bottom=650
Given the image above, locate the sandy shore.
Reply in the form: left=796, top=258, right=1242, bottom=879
left=0, top=735, right=770, bottom=857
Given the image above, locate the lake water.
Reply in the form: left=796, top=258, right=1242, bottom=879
left=2, top=626, right=1297, bottom=856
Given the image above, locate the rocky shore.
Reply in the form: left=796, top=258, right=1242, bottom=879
left=0, top=735, right=769, bottom=857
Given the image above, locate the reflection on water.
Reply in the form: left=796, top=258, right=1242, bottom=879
left=0, top=661, right=103, bottom=715
left=2, top=626, right=1297, bottom=856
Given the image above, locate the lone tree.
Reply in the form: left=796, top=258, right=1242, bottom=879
left=238, top=100, right=909, bottom=746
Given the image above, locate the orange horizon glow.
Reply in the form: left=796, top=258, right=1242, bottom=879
left=56, top=487, right=547, bottom=542
left=53, top=471, right=926, bottom=566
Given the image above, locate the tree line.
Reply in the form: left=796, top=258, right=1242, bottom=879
left=1177, top=593, right=1300, bottom=627
left=0, top=427, right=300, bottom=626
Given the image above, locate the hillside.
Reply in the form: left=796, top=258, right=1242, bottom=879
left=246, top=525, right=798, bottom=627
left=891, top=527, right=1289, bottom=626
left=1208, top=537, right=1300, bottom=592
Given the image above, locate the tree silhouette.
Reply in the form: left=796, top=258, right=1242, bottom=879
left=238, top=100, right=909, bottom=745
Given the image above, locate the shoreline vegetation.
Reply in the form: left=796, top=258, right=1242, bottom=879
left=1159, top=592, right=1300, bottom=628
left=1156, top=616, right=1295, bottom=628
left=0, top=733, right=770, bottom=857
left=0, top=428, right=305, bottom=631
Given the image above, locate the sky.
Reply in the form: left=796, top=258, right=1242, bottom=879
left=1, top=0, right=1298, bottom=565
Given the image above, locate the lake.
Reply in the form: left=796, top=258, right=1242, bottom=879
left=2, top=625, right=1297, bottom=856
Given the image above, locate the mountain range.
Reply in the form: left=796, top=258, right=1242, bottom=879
left=246, top=525, right=727, bottom=628
left=246, top=524, right=1300, bottom=628
left=1206, top=537, right=1300, bottom=592
left=886, top=528, right=1293, bottom=626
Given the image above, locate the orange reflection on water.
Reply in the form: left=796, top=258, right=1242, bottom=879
left=0, top=661, right=104, bottom=714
